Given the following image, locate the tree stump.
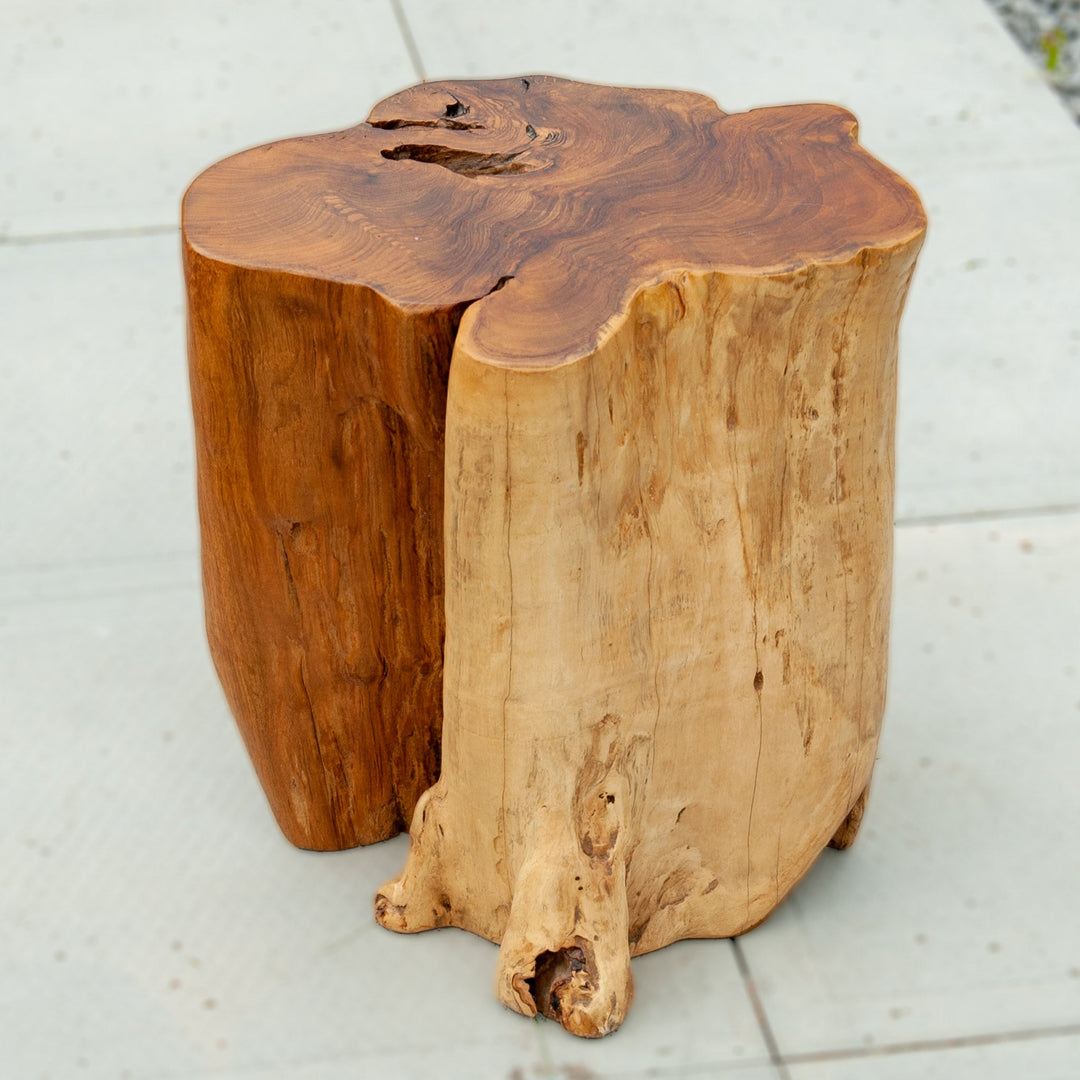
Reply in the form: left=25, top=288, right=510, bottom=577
left=183, top=75, right=925, bottom=1032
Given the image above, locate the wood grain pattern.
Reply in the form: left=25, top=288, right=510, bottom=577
left=183, top=77, right=925, bottom=1017
left=186, top=76, right=923, bottom=368
left=184, top=262, right=454, bottom=848
left=376, top=246, right=922, bottom=1037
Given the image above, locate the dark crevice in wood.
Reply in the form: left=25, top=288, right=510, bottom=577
left=528, top=945, right=590, bottom=1023
left=368, top=116, right=483, bottom=131
left=380, top=143, right=533, bottom=177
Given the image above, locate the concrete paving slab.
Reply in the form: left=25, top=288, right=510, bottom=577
left=0, top=234, right=198, bottom=574
left=534, top=939, right=774, bottom=1077
left=734, top=512, right=1080, bottom=1056
left=896, top=161, right=1080, bottom=520
left=0, top=0, right=417, bottom=237
left=400, top=0, right=1080, bottom=521
left=399, top=0, right=1080, bottom=175
left=399, top=0, right=1080, bottom=522
left=0, top=585, right=546, bottom=1079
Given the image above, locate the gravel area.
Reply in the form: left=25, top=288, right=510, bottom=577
left=987, top=0, right=1080, bottom=122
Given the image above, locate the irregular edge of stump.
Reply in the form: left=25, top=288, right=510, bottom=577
left=182, top=75, right=926, bottom=1037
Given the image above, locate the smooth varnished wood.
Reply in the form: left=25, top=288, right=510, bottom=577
left=184, top=257, right=454, bottom=848
left=185, top=76, right=923, bottom=368
left=184, top=76, right=924, bottom=1031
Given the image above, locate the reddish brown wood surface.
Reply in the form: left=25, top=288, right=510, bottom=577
left=186, top=76, right=923, bottom=369
left=183, top=76, right=925, bottom=854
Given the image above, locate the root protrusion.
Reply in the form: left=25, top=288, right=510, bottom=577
left=373, top=787, right=451, bottom=934
left=829, top=783, right=870, bottom=850
left=527, top=940, right=626, bottom=1038
left=495, top=851, right=634, bottom=1038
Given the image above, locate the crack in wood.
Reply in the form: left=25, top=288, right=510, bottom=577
left=380, top=143, right=533, bottom=177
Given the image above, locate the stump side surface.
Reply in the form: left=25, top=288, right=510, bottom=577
left=183, top=76, right=925, bottom=875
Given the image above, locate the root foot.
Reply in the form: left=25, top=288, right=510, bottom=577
left=829, top=783, right=870, bottom=850
left=373, top=787, right=451, bottom=933
left=495, top=842, right=634, bottom=1037
left=525, top=938, right=632, bottom=1038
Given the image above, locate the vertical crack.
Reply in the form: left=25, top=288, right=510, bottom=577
left=725, top=292, right=764, bottom=924
left=833, top=256, right=870, bottom=814
left=278, top=534, right=340, bottom=842
left=499, top=369, right=514, bottom=894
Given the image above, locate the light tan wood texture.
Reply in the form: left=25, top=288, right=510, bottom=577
left=184, top=75, right=924, bottom=1032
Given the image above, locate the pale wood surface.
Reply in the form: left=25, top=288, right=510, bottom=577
left=376, top=243, right=921, bottom=1037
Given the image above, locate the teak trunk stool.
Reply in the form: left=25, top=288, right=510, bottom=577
left=183, top=76, right=925, bottom=1037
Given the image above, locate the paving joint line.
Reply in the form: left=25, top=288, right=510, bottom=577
left=895, top=502, right=1080, bottom=528
left=730, top=937, right=792, bottom=1080
left=0, top=224, right=178, bottom=246
left=389, top=0, right=426, bottom=82
left=784, top=1021, right=1080, bottom=1065
left=0, top=550, right=199, bottom=577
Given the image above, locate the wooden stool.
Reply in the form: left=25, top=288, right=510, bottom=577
left=183, top=76, right=925, bottom=1036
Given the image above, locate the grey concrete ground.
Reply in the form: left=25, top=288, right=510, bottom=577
left=2, top=2, right=1079, bottom=1078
